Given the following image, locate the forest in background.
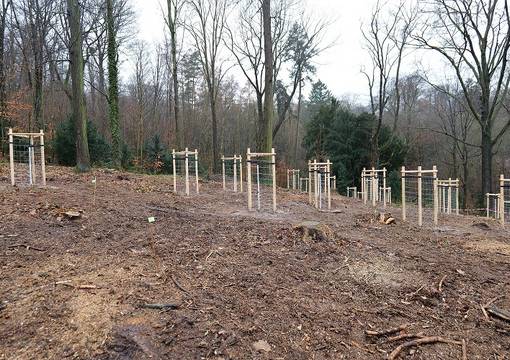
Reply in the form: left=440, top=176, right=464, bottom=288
left=0, top=0, right=509, bottom=209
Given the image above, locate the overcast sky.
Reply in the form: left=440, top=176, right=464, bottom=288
left=130, top=0, right=439, bottom=104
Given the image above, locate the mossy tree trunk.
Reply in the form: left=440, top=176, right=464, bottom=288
left=107, top=0, right=121, bottom=167
left=67, top=0, right=90, bottom=172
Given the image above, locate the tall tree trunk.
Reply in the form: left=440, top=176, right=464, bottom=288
left=33, top=53, right=44, bottom=129
left=107, top=0, right=121, bottom=168
left=210, top=93, right=218, bottom=172
left=0, top=0, right=10, bottom=156
left=481, top=127, right=492, bottom=195
left=167, top=0, right=180, bottom=148
left=256, top=91, right=264, bottom=150
left=67, top=0, right=90, bottom=172
left=293, top=79, right=302, bottom=166
left=261, top=0, right=273, bottom=153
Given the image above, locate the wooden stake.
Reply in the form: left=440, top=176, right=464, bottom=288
left=239, top=155, right=243, bottom=193
left=327, top=160, right=331, bottom=210
left=195, top=149, right=199, bottom=194
left=401, top=166, right=406, bottom=221
left=418, top=166, right=423, bottom=226
left=9, top=128, right=15, bottom=186
left=272, top=148, right=276, bottom=212
left=233, top=155, right=238, bottom=192
left=222, top=155, right=226, bottom=190
left=247, top=148, right=252, bottom=211
left=172, top=149, right=177, bottom=193
left=433, top=165, right=438, bottom=226
left=29, top=136, right=36, bottom=185
left=308, top=160, right=312, bottom=204
left=184, top=147, right=189, bottom=196
left=500, top=174, right=505, bottom=226
left=455, top=178, right=459, bottom=215
left=383, top=167, right=387, bottom=208
left=39, top=130, right=46, bottom=186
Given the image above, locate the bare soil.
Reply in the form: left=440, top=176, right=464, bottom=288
left=1, top=165, right=509, bottom=359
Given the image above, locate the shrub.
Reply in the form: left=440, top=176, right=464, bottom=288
left=53, top=117, right=111, bottom=166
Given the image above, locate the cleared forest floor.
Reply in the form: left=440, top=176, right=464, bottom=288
left=1, top=165, right=509, bottom=359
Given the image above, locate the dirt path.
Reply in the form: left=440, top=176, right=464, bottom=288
left=1, top=166, right=509, bottom=359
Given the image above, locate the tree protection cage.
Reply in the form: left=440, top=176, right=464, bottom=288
left=221, top=154, right=242, bottom=192
left=246, top=148, right=276, bottom=212
left=172, top=148, right=199, bottom=195
left=8, top=128, right=46, bottom=186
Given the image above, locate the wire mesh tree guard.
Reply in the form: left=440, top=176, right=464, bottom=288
left=308, top=159, right=332, bottom=210
left=486, top=192, right=501, bottom=220
left=246, top=148, right=276, bottom=212
left=361, top=167, right=388, bottom=208
left=438, top=178, right=460, bottom=215
left=300, top=177, right=309, bottom=192
left=346, top=186, right=358, bottom=198
left=499, top=175, right=510, bottom=225
left=401, top=166, right=438, bottom=227
left=287, top=169, right=300, bottom=190
left=172, top=148, right=199, bottom=196
left=330, top=175, right=337, bottom=191
left=221, top=155, right=243, bottom=192
left=8, top=128, right=46, bottom=186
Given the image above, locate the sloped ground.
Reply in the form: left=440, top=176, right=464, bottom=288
left=0, top=165, right=509, bottom=359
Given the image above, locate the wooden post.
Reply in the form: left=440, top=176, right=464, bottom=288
left=247, top=149, right=252, bottom=211
left=371, top=167, right=376, bottom=207
left=184, top=147, right=189, bottom=196
left=239, top=156, right=243, bottom=193
left=172, top=149, right=177, bottom=193
left=486, top=193, right=490, bottom=218
left=433, top=165, right=438, bottom=226
left=401, top=166, right=406, bottom=221
left=39, top=130, right=46, bottom=186
left=287, top=169, right=290, bottom=189
left=222, top=155, right=226, bottom=190
left=9, top=128, right=15, bottom=186
left=195, top=150, right=199, bottom=194
left=418, top=166, right=423, bottom=226
left=308, top=161, right=312, bottom=204
left=361, top=168, right=365, bottom=204
left=314, top=160, right=318, bottom=208
left=233, top=156, right=238, bottom=192
left=327, top=160, right=331, bottom=210
left=455, top=179, right=459, bottom=215
left=500, top=175, right=505, bottom=226
left=447, top=178, right=452, bottom=214
left=383, top=167, right=387, bottom=208
left=272, top=148, right=276, bottom=212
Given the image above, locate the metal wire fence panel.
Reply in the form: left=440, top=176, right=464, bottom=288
left=222, top=156, right=242, bottom=192
left=486, top=193, right=500, bottom=219
left=173, top=149, right=199, bottom=195
left=10, top=131, right=46, bottom=186
left=504, top=184, right=510, bottom=223
left=401, top=166, right=438, bottom=226
left=248, top=156, right=275, bottom=212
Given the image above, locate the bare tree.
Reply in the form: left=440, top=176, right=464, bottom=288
left=187, top=0, right=228, bottom=171
left=164, top=0, right=184, bottom=148
left=361, top=0, right=407, bottom=166
left=226, top=0, right=294, bottom=152
left=414, top=0, right=510, bottom=195
left=12, top=0, right=55, bottom=130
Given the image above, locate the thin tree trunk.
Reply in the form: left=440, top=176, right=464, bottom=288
left=67, top=0, right=90, bottom=172
left=262, top=0, right=273, bottom=153
left=294, top=79, right=302, bottom=166
left=107, top=0, right=121, bottom=167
